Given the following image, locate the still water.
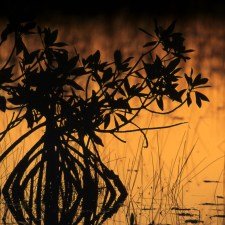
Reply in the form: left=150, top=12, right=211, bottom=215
left=0, top=13, right=225, bottom=224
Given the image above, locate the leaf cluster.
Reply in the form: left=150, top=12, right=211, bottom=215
left=0, top=19, right=210, bottom=147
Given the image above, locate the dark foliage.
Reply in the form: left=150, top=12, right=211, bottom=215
left=0, top=17, right=209, bottom=225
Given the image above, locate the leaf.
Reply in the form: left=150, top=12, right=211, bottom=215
left=116, top=113, right=128, bottom=123
left=50, top=29, right=58, bottom=44
left=90, top=132, right=104, bottom=146
left=198, top=92, right=209, bottom=102
left=67, top=55, right=79, bottom=71
left=156, top=97, right=164, bottom=110
left=193, top=73, right=208, bottom=86
left=104, top=113, right=110, bottom=129
left=195, top=93, right=202, bottom=107
left=71, top=67, right=87, bottom=76
left=124, top=78, right=130, bottom=96
left=171, top=67, right=181, bottom=75
left=143, top=60, right=157, bottom=80
left=105, top=81, right=117, bottom=89
left=165, top=20, right=176, bottom=34
left=123, top=56, right=134, bottom=63
left=44, top=28, right=58, bottom=46
left=193, top=73, right=201, bottom=85
left=114, top=116, right=119, bottom=129
left=0, top=96, right=6, bottom=112
left=184, top=73, right=192, bottom=86
left=187, top=93, right=192, bottom=107
left=143, top=41, right=157, bottom=48
left=155, top=55, right=162, bottom=68
left=92, top=50, right=100, bottom=63
left=130, top=84, right=142, bottom=96
left=99, top=62, right=108, bottom=71
left=135, top=71, right=144, bottom=79
left=22, top=22, right=36, bottom=33
left=167, top=87, right=182, bottom=103
left=166, top=58, right=180, bottom=73
left=85, top=54, right=94, bottom=67
left=51, top=42, right=67, bottom=47
left=0, top=65, right=14, bottom=84
left=65, top=79, right=84, bottom=91
left=198, top=78, right=208, bottom=85
left=15, top=36, right=27, bottom=55
left=114, top=50, right=122, bottom=68
left=24, top=50, right=40, bottom=65
left=92, top=72, right=102, bottom=85
left=102, top=67, right=113, bottom=83
left=1, top=24, right=14, bottom=44
left=114, top=98, right=130, bottom=110
left=179, top=89, right=186, bottom=98
left=154, top=19, right=159, bottom=37
left=184, top=49, right=195, bottom=53
left=118, top=87, right=126, bottom=97
left=190, top=68, right=194, bottom=76
left=183, top=56, right=191, bottom=61
left=120, top=63, right=131, bottom=72
left=138, top=27, right=153, bottom=37
left=195, top=91, right=209, bottom=107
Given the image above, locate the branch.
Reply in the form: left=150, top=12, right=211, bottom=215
left=0, top=122, right=46, bottom=162
left=96, top=121, right=187, bottom=135
left=145, top=99, right=187, bottom=115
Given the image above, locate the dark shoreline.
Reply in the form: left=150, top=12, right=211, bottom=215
left=1, top=0, right=225, bottom=21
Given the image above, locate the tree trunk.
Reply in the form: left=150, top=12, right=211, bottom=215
left=43, top=115, right=60, bottom=225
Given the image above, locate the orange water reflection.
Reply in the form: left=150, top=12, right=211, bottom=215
left=1, top=14, right=225, bottom=224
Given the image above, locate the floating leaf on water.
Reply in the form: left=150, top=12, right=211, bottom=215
left=203, top=180, right=220, bottom=183
left=201, top=202, right=225, bottom=206
left=171, top=207, right=192, bottom=211
left=216, top=196, right=224, bottom=199
left=185, top=219, right=203, bottom=224
left=177, top=213, right=195, bottom=217
left=210, top=214, right=225, bottom=218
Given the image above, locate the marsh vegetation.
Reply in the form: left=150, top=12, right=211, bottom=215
left=0, top=15, right=211, bottom=225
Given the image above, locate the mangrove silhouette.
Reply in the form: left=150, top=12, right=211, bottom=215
left=0, top=17, right=209, bottom=225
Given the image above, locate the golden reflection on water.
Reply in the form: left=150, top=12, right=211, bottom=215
left=1, top=14, right=225, bottom=224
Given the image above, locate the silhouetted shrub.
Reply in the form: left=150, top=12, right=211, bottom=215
left=0, top=17, right=209, bottom=225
